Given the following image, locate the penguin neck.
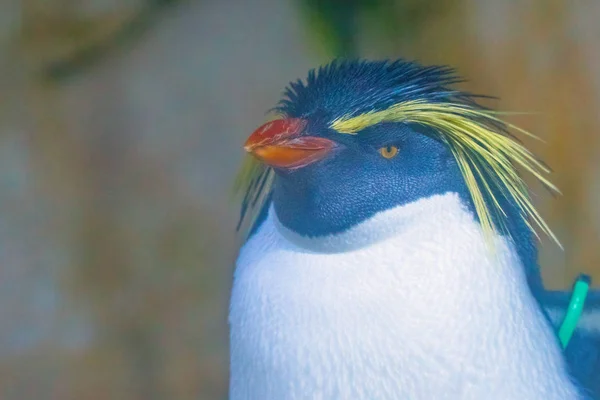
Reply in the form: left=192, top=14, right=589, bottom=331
left=272, top=191, right=496, bottom=254
left=245, top=192, right=531, bottom=331
left=272, top=192, right=433, bottom=253
left=272, top=186, right=543, bottom=296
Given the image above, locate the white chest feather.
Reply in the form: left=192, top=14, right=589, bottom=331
left=229, top=193, right=580, bottom=400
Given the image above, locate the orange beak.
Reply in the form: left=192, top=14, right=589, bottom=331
left=244, top=118, right=336, bottom=170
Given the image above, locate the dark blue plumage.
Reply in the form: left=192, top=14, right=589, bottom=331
left=242, top=59, right=600, bottom=397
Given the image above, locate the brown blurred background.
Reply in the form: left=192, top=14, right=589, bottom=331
left=2, top=0, right=599, bottom=399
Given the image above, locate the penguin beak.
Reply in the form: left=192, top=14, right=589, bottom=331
left=244, top=118, right=336, bottom=170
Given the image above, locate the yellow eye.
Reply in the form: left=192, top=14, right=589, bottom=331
left=379, top=145, right=399, bottom=159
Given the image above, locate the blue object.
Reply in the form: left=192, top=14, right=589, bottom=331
left=559, top=275, right=591, bottom=349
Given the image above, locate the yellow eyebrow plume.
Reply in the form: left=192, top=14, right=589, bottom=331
left=331, top=99, right=561, bottom=247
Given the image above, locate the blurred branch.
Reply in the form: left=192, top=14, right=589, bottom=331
left=20, top=0, right=180, bottom=81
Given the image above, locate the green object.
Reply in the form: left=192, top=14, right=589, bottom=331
left=558, top=275, right=590, bottom=349
left=300, top=0, right=362, bottom=58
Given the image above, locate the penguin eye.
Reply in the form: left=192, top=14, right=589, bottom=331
left=379, top=145, right=399, bottom=159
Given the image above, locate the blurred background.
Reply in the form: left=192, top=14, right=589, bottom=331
left=2, top=0, right=600, bottom=398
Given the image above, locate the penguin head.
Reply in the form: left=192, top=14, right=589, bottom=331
left=239, top=60, right=558, bottom=258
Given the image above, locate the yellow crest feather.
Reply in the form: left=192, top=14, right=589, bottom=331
left=331, top=100, right=560, bottom=247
